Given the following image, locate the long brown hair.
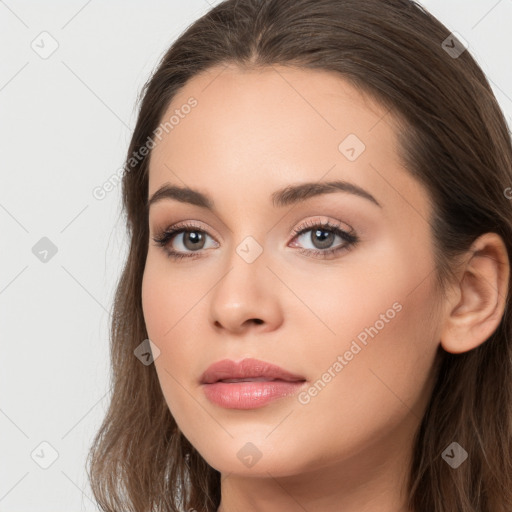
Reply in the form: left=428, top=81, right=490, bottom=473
left=86, top=1, right=512, bottom=510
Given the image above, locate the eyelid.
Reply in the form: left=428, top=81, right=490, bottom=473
left=154, top=219, right=222, bottom=243
left=290, top=216, right=354, bottom=238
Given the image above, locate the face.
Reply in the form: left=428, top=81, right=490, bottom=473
left=142, top=64, right=444, bottom=478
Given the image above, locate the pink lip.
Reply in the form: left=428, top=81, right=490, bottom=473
left=200, top=358, right=307, bottom=409
left=200, top=358, right=305, bottom=384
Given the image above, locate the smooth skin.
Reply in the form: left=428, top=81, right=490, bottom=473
left=141, top=64, right=509, bottom=512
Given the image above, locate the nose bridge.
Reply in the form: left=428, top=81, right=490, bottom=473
left=208, top=228, right=283, bottom=332
left=219, top=208, right=273, bottom=269
left=218, top=231, right=270, bottom=301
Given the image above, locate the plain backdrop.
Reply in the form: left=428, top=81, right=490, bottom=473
left=1, top=1, right=511, bottom=510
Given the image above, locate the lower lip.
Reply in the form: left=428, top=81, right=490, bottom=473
left=201, top=380, right=307, bottom=409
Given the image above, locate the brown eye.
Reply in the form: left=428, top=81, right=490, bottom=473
left=180, top=230, right=207, bottom=251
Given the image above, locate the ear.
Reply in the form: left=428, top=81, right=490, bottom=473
left=440, top=232, right=510, bottom=354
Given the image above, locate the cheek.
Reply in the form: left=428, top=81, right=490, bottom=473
left=282, top=229, right=437, bottom=370
left=326, top=252, right=438, bottom=415
left=141, top=262, right=196, bottom=369
left=300, top=290, right=438, bottom=461
left=327, top=234, right=439, bottom=385
left=141, top=253, right=203, bottom=341
left=288, top=235, right=440, bottom=438
left=141, top=259, right=190, bottom=385
left=142, top=259, right=170, bottom=337
left=141, top=256, right=209, bottom=416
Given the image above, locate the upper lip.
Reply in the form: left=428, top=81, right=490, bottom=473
left=200, top=358, right=306, bottom=384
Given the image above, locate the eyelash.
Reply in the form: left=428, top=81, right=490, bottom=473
left=151, top=219, right=359, bottom=261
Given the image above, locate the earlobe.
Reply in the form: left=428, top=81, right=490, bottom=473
left=440, top=232, right=510, bottom=355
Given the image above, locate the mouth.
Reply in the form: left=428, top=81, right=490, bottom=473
left=199, top=358, right=306, bottom=385
left=199, top=358, right=307, bottom=409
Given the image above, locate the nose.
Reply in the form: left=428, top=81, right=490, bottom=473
left=208, top=246, right=284, bottom=335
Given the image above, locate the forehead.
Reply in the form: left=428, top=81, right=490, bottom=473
left=147, top=64, right=430, bottom=224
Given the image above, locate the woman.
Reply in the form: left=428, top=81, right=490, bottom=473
left=87, top=1, right=512, bottom=511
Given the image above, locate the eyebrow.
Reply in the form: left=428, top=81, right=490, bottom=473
left=146, top=179, right=382, bottom=212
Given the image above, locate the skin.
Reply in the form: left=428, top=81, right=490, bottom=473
left=141, top=64, right=510, bottom=512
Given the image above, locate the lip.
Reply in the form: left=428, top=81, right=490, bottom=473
left=200, top=357, right=306, bottom=384
left=200, top=358, right=307, bottom=409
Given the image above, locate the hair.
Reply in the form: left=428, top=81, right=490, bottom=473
left=86, top=0, right=512, bottom=510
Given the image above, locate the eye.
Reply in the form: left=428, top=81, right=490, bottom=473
left=289, top=219, right=359, bottom=259
left=152, top=221, right=218, bottom=260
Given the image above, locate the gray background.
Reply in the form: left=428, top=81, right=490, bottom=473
left=1, top=1, right=511, bottom=510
